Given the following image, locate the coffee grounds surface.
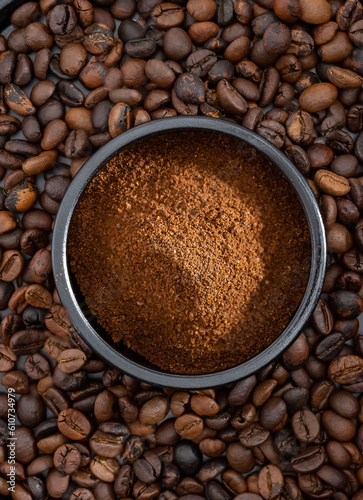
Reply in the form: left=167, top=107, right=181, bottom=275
left=69, top=130, right=311, bottom=374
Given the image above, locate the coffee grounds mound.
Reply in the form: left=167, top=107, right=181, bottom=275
left=69, top=130, right=311, bottom=375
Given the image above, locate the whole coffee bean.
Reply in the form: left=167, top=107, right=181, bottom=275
left=57, top=408, right=91, bottom=440
left=79, top=56, right=109, bottom=89
left=5, top=181, right=38, bottom=213
left=311, top=299, right=334, bottom=335
left=175, top=414, right=204, bottom=439
left=25, top=22, right=53, bottom=50
left=13, top=53, right=33, bottom=87
left=286, top=110, right=316, bottom=145
left=256, top=120, right=286, bottom=149
left=133, top=451, right=162, bottom=483
left=47, top=5, right=77, bottom=35
left=322, top=409, right=356, bottom=441
left=217, top=79, right=247, bottom=115
left=239, top=424, right=269, bottom=448
left=291, top=408, right=320, bottom=444
left=108, top=103, right=133, bottom=138
left=0, top=51, right=16, bottom=85
left=90, top=455, right=120, bottom=482
left=53, top=443, right=81, bottom=474
left=163, top=27, right=192, bottom=61
left=24, top=352, right=50, bottom=380
left=252, top=12, right=278, bottom=38
left=125, top=38, right=157, bottom=58
left=175, top=73, right=205, bottom=104
left=151, top=3, right=185, bottom=29
left=257, top=465, right=283, bottom=499
left=314, top=333, right=345, bottom=361
left=337, top=198, right=360, bottom=226
left=44, top=175, right=71, bottom=203
left=64, top=129, right=91, bottom=159
left=89, top=430, right=124, bottom=458
left=259, top=397, right=287, bottom=431
left=328, top=354, right=363, bottom=385
left=118, top=19, right=146, bottom=42
left=299, top=83, right=338, bottom=113
left=186, top=50, right=218, bottom=78
left=337, top=0, right=363, bottom=31
left=291, top=445, right=325, bottom=473
left=329, top=290, right=363, bottom=319
left=46, top=468, right=70, bottom=498
left=330, top=390, right=359, bottom=418
left=0, top=250, right=24, bottom=282
left=0, top=343, right=17, bottom=372
left=263, top=22, right=291, bottom=55
left=11, top=2, right=40, bottom=28
left=1, top=370, right=29, bottom=394
left=10, top=329, right=48, bottom=355
left=283, top=386, right=309, bottom=412
left=17, top=384, right=46, bottom=428
left=20, top=228, right=48, bottom=256
left=21, top=116, right=42, bottom=144
left=57, top=348, right=87, bottom=373
left=174, top=441, right=203, bottom=476
left=314, top=169, right=351, bottom=196
left=4, top=83, right=35, bottom=116
left=37, top=98, right=65, bottom=128
left=83, top=23, right=115, bottom=55
left=0, top=149, right=25, bottom=170
left=56, top=80, right=85, bottom=108
left=33, top=47, right=51, bottom=80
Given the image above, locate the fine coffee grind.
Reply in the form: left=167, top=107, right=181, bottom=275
left=69, top=130, right=311, bottom=374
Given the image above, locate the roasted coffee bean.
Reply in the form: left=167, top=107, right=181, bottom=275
left=13, top=53, right=33, bottom=87
left=9, top=329, right=48, bottom=355
left=329, top=290, right=363, bottom=319
left=329, top=355, right=363, bottom=385
left=314, top=333, right=345, bottom=361
left=57, top=348, right=87, bottom=373
left=56, top=80, right=85, bottom=107
left=0, top=51, right=16, bottom=85
left=17, top=384, right=46, bottom=428
left=174, top=441, right=203, bottom=476
left=175, top=73, right=205, bottom=104
left=256, top=120, right=285, bottom=149
left=311, top=299, right=334, bottom=335
left=53, top=443, right=81, bottom=474
left=291, top=445, right=325, bottom=473
left=24, top=352, right=50, bottom=380
left=283, top=386, right=309, bottom=412
left=208, top=60, right=235, bottom=87
left=58, top=408, right=91, bottom=440
left=5, top=83, right=35, bottom=116
left=322, top=409, right=356, bottom=441
left=291, top=408, right=320, bottom=443
left=21, top=116, right=42, bottom=144
left=65, top=129, right=91, bottom=159
left=1, top=370, right=29, bottom=394
left=108, top=103, right=133, bottom=138
left=133, top=451, right=162, bottom=483
left=20, top=228, right=48, bottom=257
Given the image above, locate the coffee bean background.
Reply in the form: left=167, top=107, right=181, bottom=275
left=2, top=0, right=363, bottom=498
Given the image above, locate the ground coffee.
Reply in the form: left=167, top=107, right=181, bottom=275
left=69, top=130, right=311, bottom=374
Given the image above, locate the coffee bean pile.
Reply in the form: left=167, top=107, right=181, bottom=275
left=2, top=0, right=363, bottom=498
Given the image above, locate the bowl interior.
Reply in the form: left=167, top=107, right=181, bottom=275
left=54, top=117, right=326, bottom=388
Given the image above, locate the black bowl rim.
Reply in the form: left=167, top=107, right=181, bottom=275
left=52, top=116, right=326, bottom=388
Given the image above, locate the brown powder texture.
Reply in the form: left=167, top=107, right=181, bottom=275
left=69, top=130, right=311, bottom=374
